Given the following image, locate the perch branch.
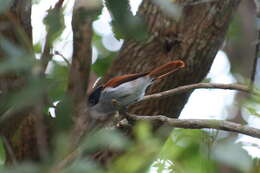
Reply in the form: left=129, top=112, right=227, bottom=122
left=124, top=113, right=260, bottom=139
left=137, top=83, right=258, bottom=104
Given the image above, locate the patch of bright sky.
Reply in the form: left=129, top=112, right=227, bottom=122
left=236, top=107, right=260, bottom=158
left=180, top=51, right=237, bottom=120
left=32, top=0, right=260, bottom=158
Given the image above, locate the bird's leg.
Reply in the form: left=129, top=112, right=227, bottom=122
left=112, top=99, right=136, bottom=126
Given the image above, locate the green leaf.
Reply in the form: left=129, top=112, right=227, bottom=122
left=43, top=5, right=65, bottom=45
left=52, top=96, right=73, bottom=132
left=0, top=37, right=35, bottom=74
left=5, top=77, right=49, bottom=110
left=213, top=139, right=252, bottom=172
left=158, top=129, right=217, bottom=173
left=105, top=0, right=148, bottom=40
left=92, top=54, right=114, bottom=76
left=33, top=42, right=42, bottom=54
left=47, top=61, right=69, bottom=101
left=245, top=106, right=260, bottom=117
left=0, top=0, right=14, bottom=14
left=82, top=129, right=130, bottom=152
left=109, top=122, right=161, bottom=173
left=0, top=138, right=5, bottom=165
left=65, top=158, right=102, bottom=173
left=134, top=121, right=152, bottom=141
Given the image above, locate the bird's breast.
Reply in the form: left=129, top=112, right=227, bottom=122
left=100, top=76, right=152, bottom=108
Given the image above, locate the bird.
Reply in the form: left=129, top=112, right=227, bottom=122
left=88, top=60, right=185, bottom=116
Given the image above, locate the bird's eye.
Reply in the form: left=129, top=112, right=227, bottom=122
left=88, top=86, right=103, bottom=106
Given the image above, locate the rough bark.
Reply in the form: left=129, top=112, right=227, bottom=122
left=103, top=0, right=241, bottom=118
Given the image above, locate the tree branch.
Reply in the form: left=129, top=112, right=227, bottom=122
left=137, top=83, right=258, bottom=104
left=66, top=0, right=102, bottom=150
left=124, top=114, right=260, bottom=139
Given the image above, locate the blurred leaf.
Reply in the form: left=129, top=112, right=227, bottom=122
left=47, top=61, right=69, bottom=101
left=52, top=133, right=71, bottom=161
left=43, top=4, right=65, bottom=45
left=0, top=138, right=5, bottom=165
left=0, top=0, right=14, bottom=14
left=246, top=106, right=260, bottom=117
left=65, top=158, right=103, bottom=173
left=134, top=121, right=152, bottom=141
left=92, top=54, right=114, bottom=76
left=105, top=0, right=148, bottom=40
left=152, top=0, right=183, bottom=21
left=0, top=162, right=41, bottom=173
left=159, top=129, right=217, bottom=173
left=82, top=129, right=130, bottom=153
left=5, top=77, right=49, bottom=110
left=33, top=42, right=42, bottom=54
left=53, top=96, right=73, bottom=132
left=32, top=0, right=41, bottom=4
left=213, top=138, right=252, bottom=172
left=227, top=14, right=243, bottom=42
left=0, top=37, right=35, bottom=74
left=109, top=122, right=161, bottom=173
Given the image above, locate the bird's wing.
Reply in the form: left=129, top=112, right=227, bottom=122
left=148, top=60, right=185, bottom=80
left=103, top=72, right=149, bottom=88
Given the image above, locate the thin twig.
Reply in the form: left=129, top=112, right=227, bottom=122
left=137, top=83, right=258, bottom=104
left=54, top=50, right=71, bottom=67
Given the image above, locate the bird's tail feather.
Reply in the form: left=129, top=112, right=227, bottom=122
left=148, top=60, right=185, bottom=80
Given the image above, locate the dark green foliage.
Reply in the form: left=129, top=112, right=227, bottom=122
left=0, top=0, right=14, bottom=14
left=105, top=0, right=148, bottom=40
left=52, top=95, right=73, bottom=132
left=91, top=33, right=117, bottom=76
left=0, top=37, right=35, bottom=75
left=43, top=5, right=65, bottom=45
left=0, top=138, right=5, bottom=165
left=92, top=54, right=114, bottom=76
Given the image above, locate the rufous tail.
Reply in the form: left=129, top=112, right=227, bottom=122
left=148, top=60, right=185, bottom=80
